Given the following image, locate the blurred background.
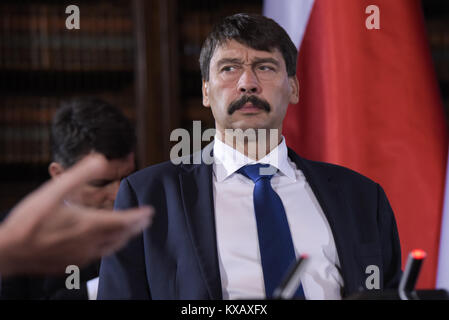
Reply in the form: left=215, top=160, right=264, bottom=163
left=0, top=0, right=447, bottom=212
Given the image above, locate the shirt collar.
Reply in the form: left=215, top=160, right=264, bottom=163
left=213, top=134, right=296, bottom=182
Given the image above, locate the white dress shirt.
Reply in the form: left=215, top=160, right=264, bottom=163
left=87, top=277, right=99, bottom=300
left=212, top=135, right=344, bottom=300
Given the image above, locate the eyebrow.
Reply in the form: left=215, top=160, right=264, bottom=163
left=216, top=57, right=281, bottom=68
left=252, top=57, right=280, bottom=67
left=216, top=58, right=243, bottom=68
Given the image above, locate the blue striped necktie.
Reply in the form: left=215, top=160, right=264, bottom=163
left=238, top=163, right=305, bottom=299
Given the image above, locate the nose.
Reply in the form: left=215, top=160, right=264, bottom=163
left=237, top=68, right=261, bottom=94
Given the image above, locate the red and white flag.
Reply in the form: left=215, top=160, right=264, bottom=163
left=264, top=0, right=448, bottom=289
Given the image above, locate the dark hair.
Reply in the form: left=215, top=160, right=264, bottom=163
left=199, top=13, right=298, bottom=81
left=51, top=97, right=136, bottom=168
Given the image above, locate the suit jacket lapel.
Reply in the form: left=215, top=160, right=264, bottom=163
left=179, top=154, right=223, bottom=299
left=287, top=148, right=358, bottom=296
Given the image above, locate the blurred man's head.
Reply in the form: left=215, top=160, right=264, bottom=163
left=49, top=97, right=136, bottom=209
left=199, top=13, right=299, bottom=137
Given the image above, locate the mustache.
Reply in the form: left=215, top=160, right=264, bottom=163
left=228, top=95, right=271, bottom=115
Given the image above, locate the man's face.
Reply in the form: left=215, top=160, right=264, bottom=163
left=202, top=40, right=299, bottom=135
left=49, top=152, right=135, bottom=210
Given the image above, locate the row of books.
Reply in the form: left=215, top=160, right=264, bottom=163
left=0, top=124, right=51, bottom=164
left=0, top=94, right=135, bottom=123
left=0, top=2, right=133, bottom=32
left=0, top=97, right=58, bottom=126
left=0, top=2, right=134, bottom=71
left=0, top=94, right=135, bottom=164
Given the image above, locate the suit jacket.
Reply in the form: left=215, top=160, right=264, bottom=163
left=98, top=145, right=402, bottom=299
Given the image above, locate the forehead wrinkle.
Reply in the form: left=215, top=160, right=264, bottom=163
left=211, top=41, right=284, bottom=70
left=216, top=57, right=280, bottom=67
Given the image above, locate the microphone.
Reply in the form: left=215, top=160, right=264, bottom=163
left=273, top=254, right=308, bottom=299
left=398, top=249, right=426, bottom=300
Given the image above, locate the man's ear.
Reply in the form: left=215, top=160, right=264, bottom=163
left=288, top=76, right=300, bottom=104
left=202, top=80, right=211, bottom=107
left=48, top=162, right=65, bottom=178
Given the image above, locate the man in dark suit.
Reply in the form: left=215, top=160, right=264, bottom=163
left=98, top=13, right=402, bottom=300
left=1, top=97, right=137, bottom=300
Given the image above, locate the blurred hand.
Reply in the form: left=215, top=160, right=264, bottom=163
left=0, top=154, right=153, bottom=276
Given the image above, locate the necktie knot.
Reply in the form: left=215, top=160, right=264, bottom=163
left=237, top=164, right=276, bottom=183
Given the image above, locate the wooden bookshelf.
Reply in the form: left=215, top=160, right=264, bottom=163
left=0, top=0, right=138, bottom=212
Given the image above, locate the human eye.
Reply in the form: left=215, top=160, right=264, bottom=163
left=257, top=64, right=276, bottom=72
left=220, top=65, right=239, bottom=73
